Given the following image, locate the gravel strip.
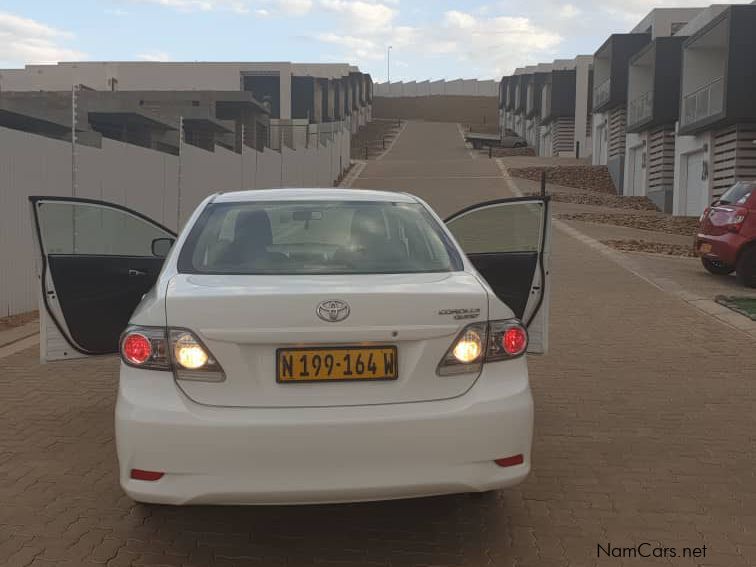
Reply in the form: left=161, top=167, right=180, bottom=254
left=558, top=212, right=699, bottom=236
left=528, top=191, right=659, bottom=211
left=601, top=239, right=697, bottom=257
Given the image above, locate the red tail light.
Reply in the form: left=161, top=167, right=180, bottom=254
left=502, top=326, right=528, bottom=356
left=119, top=326, right=170, bottom=370
left=122, top=333, right=152, bottom=365
left=725, top=206, right=748, bottom=233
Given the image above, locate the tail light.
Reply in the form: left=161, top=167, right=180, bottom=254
left=169, top=329, right=225, bottom=382
left=120, top=327, right=170, bottom=370
left=725, top=206, right=748, bottom=233
left=437, top=320, right=528, bottom=376
left=119, top=326, right=225, bottom=382
left=699, top=207, right=710, bottom=224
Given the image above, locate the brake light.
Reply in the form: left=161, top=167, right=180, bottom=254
left=122, top=333, right=151, bottom=365
left=502, top=326, right=528, bottom=356
left=120, top=327, right=169, bottom=370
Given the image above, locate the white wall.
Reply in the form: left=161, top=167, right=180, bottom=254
left=623, top=131, right=648, bottom=197
left=673, top=128, right=712, bottom=216
left=0, top=123, right=352, bottom=317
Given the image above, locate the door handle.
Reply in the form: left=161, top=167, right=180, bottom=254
left=128, top=269, right=147, bottom=277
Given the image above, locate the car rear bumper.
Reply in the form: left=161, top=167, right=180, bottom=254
left=115, top=361, right=534, bottom=505
left=695, top=232, right=746, bottom=266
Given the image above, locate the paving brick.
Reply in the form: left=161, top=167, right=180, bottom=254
left=1, top=120, right=754, bottom=567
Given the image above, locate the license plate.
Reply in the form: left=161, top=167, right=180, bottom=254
left=699, top=243, right=712, bottom=254
left=276, top=346, right=398, bottom=383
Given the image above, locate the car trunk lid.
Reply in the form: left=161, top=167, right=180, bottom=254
left=165, top=272, right=488, bottom=407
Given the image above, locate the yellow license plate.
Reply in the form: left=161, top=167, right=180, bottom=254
left=276, top=346, right=398, bottom=383
left=699, top=243, right=712, bottom=254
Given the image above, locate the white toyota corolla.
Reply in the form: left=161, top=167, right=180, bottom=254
left=30, top=188, right=550, bottom=505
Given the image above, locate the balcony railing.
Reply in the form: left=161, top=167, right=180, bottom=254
left=627, top=90, right=654, bottom=127
left=593, top=78, right=611, bottom=109
left=681, top=77, right=724, bottom=127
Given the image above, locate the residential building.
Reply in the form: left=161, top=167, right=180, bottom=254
left=673, top=4, right=756, bottom=216
left=624, top=36, right=687, bottom=211
left=0, top=62, right=373, bottom=142
left=593, top=8, right=702, bottom=193
left=525, top=71, right=550, bottom=153
left=591, top=32, right=652, bottom=191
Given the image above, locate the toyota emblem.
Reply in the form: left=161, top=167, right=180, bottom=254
left=316, top=299, right=350, bottom=322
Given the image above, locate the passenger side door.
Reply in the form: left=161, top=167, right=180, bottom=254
left=29, top=197, right=176, bottom=362
left=445, top=197, right=551, bottom=353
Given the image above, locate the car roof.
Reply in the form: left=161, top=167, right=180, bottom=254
left=212, top=188, right=418, bottom=203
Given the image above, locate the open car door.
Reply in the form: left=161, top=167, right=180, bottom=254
left=445, top=197, right=551, bottom=353
left=29, top=197, right=176, bottom=362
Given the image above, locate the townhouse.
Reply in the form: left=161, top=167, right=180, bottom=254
left=499, top=56, right=593, bottom=158
left=672, top=4, right=756, bottom=215
left=499, top=5, right=756, bottom=216
left=0, top=62, right=373, bottom=146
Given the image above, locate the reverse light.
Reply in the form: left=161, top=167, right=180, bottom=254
left=169, top=329, right=226, bottom=382
left=173, top=333, right=209, bottom=369
left=453, top=328, right=483, bottom=363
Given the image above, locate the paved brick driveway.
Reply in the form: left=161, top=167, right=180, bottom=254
left=1, top=121, right=755, bottom=566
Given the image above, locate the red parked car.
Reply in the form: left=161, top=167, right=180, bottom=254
left=696, top=181, right=756, bottom=287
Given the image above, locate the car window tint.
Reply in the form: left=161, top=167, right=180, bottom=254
left=448, top=202, right=543, bottom=254
left=177, top=201, right=462, bottom=275
left=37, top=202, right=171, bottom=256
left=719, top=181, right=755, bottom=205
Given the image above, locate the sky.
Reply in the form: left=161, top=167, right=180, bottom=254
left=0, top=0, right=748, bottom=81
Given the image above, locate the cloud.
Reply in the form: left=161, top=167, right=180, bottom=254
left=312, top=6, right=561, bottom=79
left=558, top=4, right=580, bottom=18
left=136, top=50, right=172, bottom=61
left=277, top=0, right=313, bottom=15
left=320, top=0, right=396, bottom=32
left=130, top=0, right=251, bottom=13
left=0, top=11, right=86, bottom=66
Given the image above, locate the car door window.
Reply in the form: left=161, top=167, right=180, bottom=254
left=38, top=202, right=171, bottom=256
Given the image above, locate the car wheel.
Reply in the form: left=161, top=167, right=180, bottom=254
left=701, top=257, right=735, bottom=276
left=735, top=246, right=756, bottom=287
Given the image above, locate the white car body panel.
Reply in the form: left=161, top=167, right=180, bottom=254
left=116, top=358, right=533, bottom=505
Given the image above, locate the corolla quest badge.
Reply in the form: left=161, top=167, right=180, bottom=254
left=316, top=299, right=350, bottom=322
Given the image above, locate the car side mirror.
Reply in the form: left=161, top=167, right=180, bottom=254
left=151, top=237, right=175, bottom=258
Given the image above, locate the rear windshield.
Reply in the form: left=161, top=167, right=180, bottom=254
left=719, top=181, right=755, bottom=205
left=177, top=200, right=462, bottom=275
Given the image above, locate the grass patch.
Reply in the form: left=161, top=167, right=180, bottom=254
left=715, top=296, right=756, bottom=320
